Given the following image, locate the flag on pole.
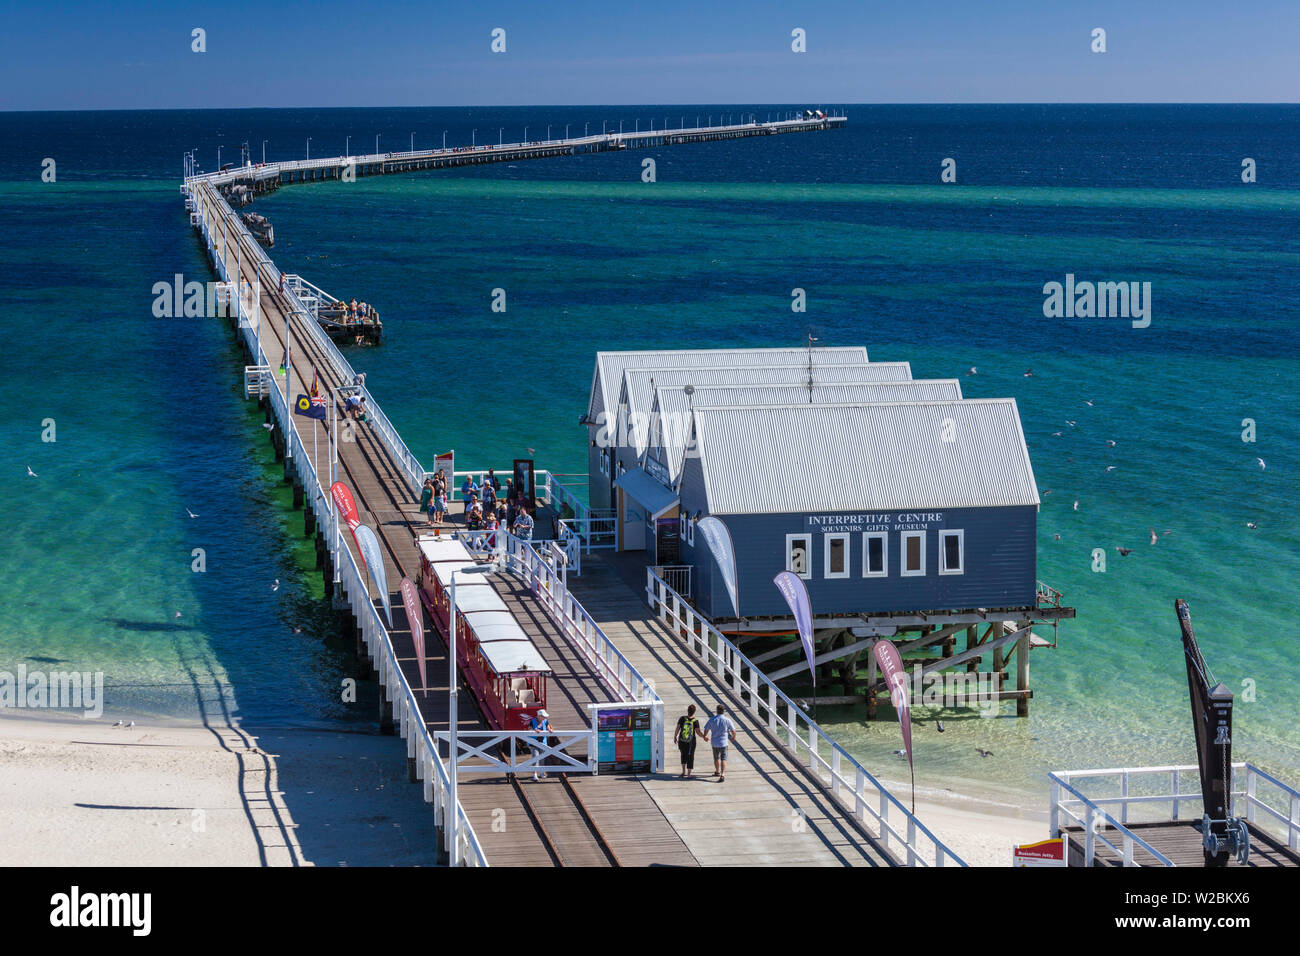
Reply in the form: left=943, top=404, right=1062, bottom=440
left=696, top=516, right=739, bottom=616
left=872, top=639, right=915, bottom=811
left=773, top=571, right=818, bottom=715
left=401, top=577, right=426, bottom=695
left=294, top=393, right=327, bottom=420
left=355, top=525, right=392, bottom=626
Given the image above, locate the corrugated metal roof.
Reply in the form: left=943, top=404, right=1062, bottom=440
left=614, top=467, right=679, bottom=516
left=619, top=362, right=913, bottom=454
left=692, top=400, right=1039, bottom=514
left=451, top=588, right=509, bottom=614
left=649, top=380, right=964, bottom=483
left=587, top=347, right=871, bottom=423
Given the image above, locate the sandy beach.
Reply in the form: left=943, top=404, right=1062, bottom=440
left=0, top=712, right=442, bottom=867
left=0, top=710, right=1040, bottom=867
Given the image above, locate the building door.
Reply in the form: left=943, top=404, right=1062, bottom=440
left=619, top=490, right=646, bottom=551
left=656, top=517, right=680, bottom=564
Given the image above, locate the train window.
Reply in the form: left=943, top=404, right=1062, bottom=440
left=940, top=530, right=964, bottom=575
left=863, top=532, right=887, bottom=577
left=901, top=531, right=926, bottom=577
left=824, top=533, right=850, bottom=579
left=785, top=534, right=812, bottom=580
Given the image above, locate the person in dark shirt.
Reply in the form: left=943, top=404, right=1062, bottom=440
left=674, top=704, right=702, bottom=778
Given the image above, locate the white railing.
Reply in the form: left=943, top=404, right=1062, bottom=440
left=435, top=731, right=594, bottom=774
left=1051, top=763, right=1300, bottom=862
left=1048, top=772, right=1176, bottom=867
left=646, top=567, right=966, bottom=868
left=200, top=184, right=488, bottom=866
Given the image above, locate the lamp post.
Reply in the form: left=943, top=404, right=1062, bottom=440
left=447, top=561, right=496, bottom=866
left=472, top=129, right=476, bottom=147
left=375, top=134, right=380, bottom=154
left=442, top=130, right=447, bottom=150
left=583, top=122, right=588, bottom=137
left=261, top=140, right=267, bottom=163
left=565, top=123, right=570, bottom=139
left=497, top=127, right=503, bottom=146
left=410, top=132, right=415, bottom=151
left=523, top=126, right=528, bottom=142
left=345, top=135, right=350, bottom=157
left=217, top=146, right=222, bottom=169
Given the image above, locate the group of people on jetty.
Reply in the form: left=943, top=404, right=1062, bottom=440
left=419, top=468, right=536, bottom=542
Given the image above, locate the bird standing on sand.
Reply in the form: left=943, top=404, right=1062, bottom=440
left=936, top=720, right=945, bottom=733
left=127, top=721, right=135, bottom=729
left=113, top=720, right=124, bottom=728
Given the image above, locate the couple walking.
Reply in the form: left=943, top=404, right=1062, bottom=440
left=673, top=704, right=737, bottom=782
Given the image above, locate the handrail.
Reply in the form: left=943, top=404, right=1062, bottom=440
left=1048, top=773, right=1175, bottom=866
left=645, top=567, right=965, bottom=867
left=197, top=184, right=488, bottom=866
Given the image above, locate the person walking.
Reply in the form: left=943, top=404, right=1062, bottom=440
left=528, top=709, right=552, bottom=781
left=703, top=704, right=737, bottom=782
left=513, top=507, right=534, bottom=542
left=420, top=478, right=434, bottom=528
left=461, top=476, right=478, bottom=515
left=674, top=704, right=702, bottom=778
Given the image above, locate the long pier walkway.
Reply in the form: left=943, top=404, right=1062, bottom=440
left=184, top=113, right=960, bottom=866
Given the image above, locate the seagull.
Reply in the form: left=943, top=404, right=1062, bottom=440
left=186, top=508, right=200, bottom=519
left=1023, top=369, right=1034, bottom=378
left=1105, top=465, right=1118, bottom=473
left=1052, top=431, right=1063, bottom=437
left=967, top=367, right=977, bottom=376
left=292, top=626, right=302, bottom=634
left=526, top=447, right=535, bottom=456
left=112, top=720, right=124, bottom=728
left=262, top=422, right=275, bottom=432
left=1256, top=458, right=1266, bottom=470
left=1066, top=420, right=1076, bottom=428
left=892, top=749, right=907, bottom=757
left=126, top=721, right=135, bottom=729
left=1150, top=528, right=1158, bottom=545
left=271, top=579, right=280, bottom=591
left=1073, top=500, right=1079, bottom=511
left=935, top=720, right=945, bottom=733
left=1246, top=522, right=1258, bottom=530
left=975, top=748, right=994, bottom=758
left=1043, top=489, right=1052, bottom=495
left=1163, top=529, right=1174, bottom=536
left=1116, top=547, right=1134, bottom=556
left=1053, top=533, right=1062, bottom=540
left=1106, top=440, right=1117, bottom=447
left=173, top=611, right=182, bottom=619
left=26, top=466, right=37, bottom=477
left=1083, top=399, right=1096, bottom=407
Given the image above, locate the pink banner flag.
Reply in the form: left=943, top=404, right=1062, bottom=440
left=872, top=639, right=915, bottom=811
left=330, top=481, right=365, bottom=564
left=401, top=577, right=426, bottom=695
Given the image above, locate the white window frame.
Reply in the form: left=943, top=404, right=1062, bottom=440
left=863, top=532, right=888, bottom=578
left=939, top=529, right=965, bottom=575
left=785, top=533, right=812, bottom=580
left=686, top=516, right=695, bottom=546
left=901, top=530, right=926, bottom=577
left=823, top=532, right=850, bottom=579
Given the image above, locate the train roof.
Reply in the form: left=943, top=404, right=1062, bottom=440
left=431, top=561, right=493, bottom=589
left=452, top=587, right=509, bottom=614
left=418, top=538, right=472, bottom=563
left=472, top=617, right=551, bottom=674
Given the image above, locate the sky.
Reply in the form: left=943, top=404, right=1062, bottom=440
left=2, top=0, right=1297, bottom=110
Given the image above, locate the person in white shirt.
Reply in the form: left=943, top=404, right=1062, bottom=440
left=703, top=704, right=738, bottom=782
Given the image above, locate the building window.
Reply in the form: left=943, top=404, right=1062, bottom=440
left=824, top=533, right=850, bottom=579
left=940, top=529, right=964, bottom=575
left=863, top=532, right=887, bottom=578
left=901, top=531, right=926, bottom=577
left=686, top=515, right=695, bottom=546
left=785, top=534, right=812, bottom=580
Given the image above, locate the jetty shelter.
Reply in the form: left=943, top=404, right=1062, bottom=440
left=582, top=347, right=871, bottom=512
left=670, top=399, right=1041, bottom=621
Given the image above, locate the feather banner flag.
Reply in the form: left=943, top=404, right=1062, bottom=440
left=401, top=577, right=426, bottom=695
left=696, top=516, right=739, bottom=617
left=354, top=524, right=392, bottom=626
left=872, top=639, right=915, bottom=811
left=773, top=571, right=817, bottom=692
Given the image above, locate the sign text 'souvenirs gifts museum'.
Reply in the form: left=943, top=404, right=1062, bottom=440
left=805, top=513, right=945, bottom=532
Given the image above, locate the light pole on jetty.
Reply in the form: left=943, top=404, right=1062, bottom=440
left=306, top=138, right=311, bottom=160
left=410, top=132, right=415, bottom=151
left=261, top=140, right=267, bottom=163
left=375, top=134, right=380, bottom=154
left=345, top=135, right=350, bottom=157
left=447, top=562, right=496, bottom=866
left=442, top=130, right=447, bottom=149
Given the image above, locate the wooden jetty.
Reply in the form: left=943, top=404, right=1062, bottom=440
left=182, top=111, right=974, bottom=867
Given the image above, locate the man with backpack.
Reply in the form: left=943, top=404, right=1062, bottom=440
left=674, top=704, right=702, bottom=778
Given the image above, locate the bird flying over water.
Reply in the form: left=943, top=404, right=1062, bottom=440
left=1023, top=369, right=1034, bottom=377
left=967, top=367, right=977, bottom=376
left=1084, top=399, right=1096, bottom=407
left=1105, top=440, right=1116, bottom=447
left=26, top=465, right=37, bottom=477
left=1073, top=500, right=1079, bottom=511
left=1052, top=431, right=1063, bottom=437
left=1246, top=522, right=1259, bottom=530
left=173, top=611, right=182, bottom=619
left=186, top=508, right=200, bottom=519
left=1066, top=420, right=1076, bottom=428
left=271, top=579, right=280, bottom=591
left=975, top=748, right=994, bottom=758
left=1150, top=528, right=1158, bottom=545
left=1256, top=458, right=1266, bottom=470
left=1053, top=533, right=1061, bottom=540
left=262, top=423, right=275, bottom=432
left=1116, top=547, right=1134, bottom=556
left=1104, top=465, right=1117, bottom=473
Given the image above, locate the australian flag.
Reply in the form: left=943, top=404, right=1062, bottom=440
left=294, top=393, right=328, bottom=421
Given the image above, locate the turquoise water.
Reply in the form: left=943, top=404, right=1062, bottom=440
left=3, top=106, right=1297, bottom=811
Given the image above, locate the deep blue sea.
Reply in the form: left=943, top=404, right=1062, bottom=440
left=3, top=105, right=1297, bottom=809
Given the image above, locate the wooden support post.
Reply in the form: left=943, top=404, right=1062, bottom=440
left=966, top=624, right=979, bottom=673
left=408, top=756, right=418, bottom=783
left=1016, top=624, right=1031, bottom=718
left=379, top=684, right=395, bottom=735
left=292, top=482, right=304, bottom=508
left=992, top=630, right=1006, bottom=688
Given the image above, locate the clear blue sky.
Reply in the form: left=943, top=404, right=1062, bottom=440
left=3, top=0, right=1296, bottom=110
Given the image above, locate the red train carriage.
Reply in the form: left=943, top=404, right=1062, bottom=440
left=415, top=534, right=551, bottom=731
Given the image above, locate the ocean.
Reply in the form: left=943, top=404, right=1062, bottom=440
left=3, top=104, right=1297, bottom=810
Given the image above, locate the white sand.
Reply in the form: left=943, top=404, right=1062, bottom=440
left=0, top=712, right=442, bottom=867
left=0, top=712, right=1044, bottom=867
